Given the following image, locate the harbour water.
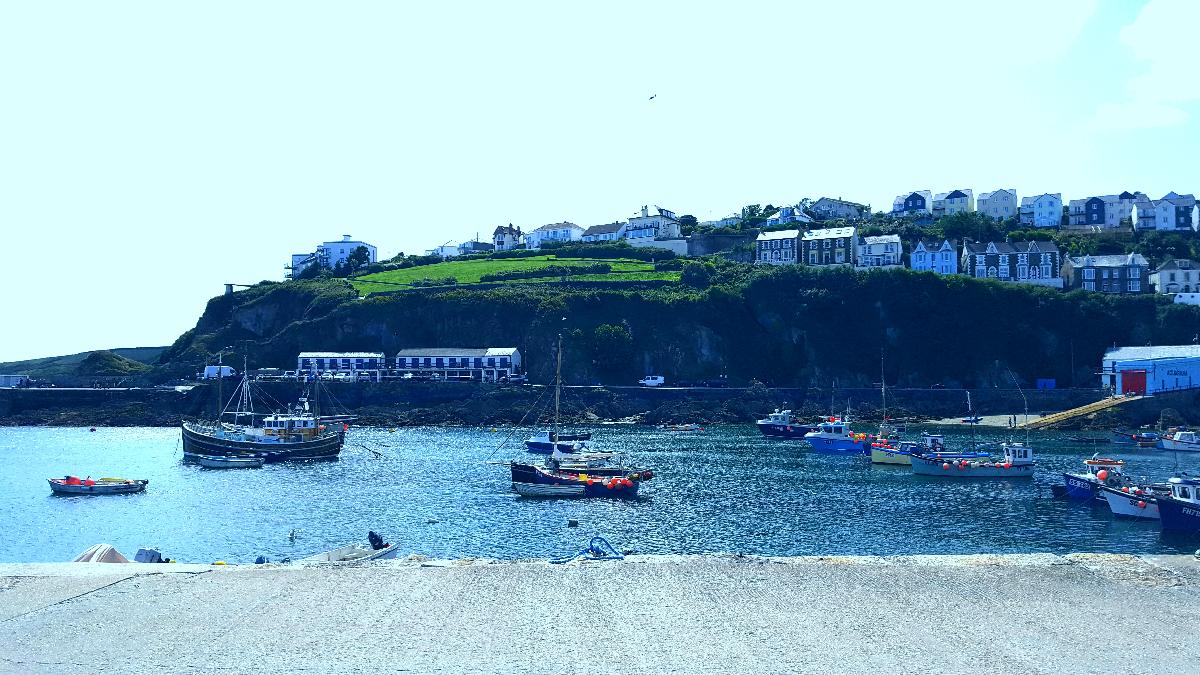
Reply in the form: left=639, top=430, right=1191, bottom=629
left=3, top=425, right=1199, bottom=563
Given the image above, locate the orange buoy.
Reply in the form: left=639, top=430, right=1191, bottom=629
left=1121, top=486, right=1130, bottom=493
left=1096, top=470, right=1109, bottom=481
left=942, top=463, right=951, bottom=470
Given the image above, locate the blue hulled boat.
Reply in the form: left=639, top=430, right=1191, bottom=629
left=803, top=418, right=869, bottom=454
left=1055, top=457, right=1129, bottom=502
left=1156, top=476, right=1200, bottom=532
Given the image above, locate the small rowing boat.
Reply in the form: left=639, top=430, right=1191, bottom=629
left=296, top=531, right=400, bottom=563
left=191, top=453, right=265, bottom=469
left=49, top=476, right=148, bottom=495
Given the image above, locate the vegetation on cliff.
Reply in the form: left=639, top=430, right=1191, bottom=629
left=76, top=350, right=152, bottom=376
left=155, top=259, right=1200, bottom=390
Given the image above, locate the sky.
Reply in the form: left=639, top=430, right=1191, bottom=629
left=1, top=0, right=1197, bottom=362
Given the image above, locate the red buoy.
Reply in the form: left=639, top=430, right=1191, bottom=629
left=1096, top=470, right=1109, bottom=481
left=942, top=463, right=951, bottom=471
left=1137, top=500, right=1147, bottom=509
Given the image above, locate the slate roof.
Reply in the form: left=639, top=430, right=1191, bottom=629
left=531, top=222, right=582, bottom=233
left=1067, top=253, right=1149, bottom=268
left=802, top=227, right=855, bottom=240
left=962, top=240, right=1060, bottom=255
left=582, top=222, right=624, bottom=236
left=394, top=347, right=519, bottom=358
left=1154, top=258, right=1198, bottom=272
left=1021, top=193, right=1061, bottom=206
left=299, top=352, right=385, bottom=359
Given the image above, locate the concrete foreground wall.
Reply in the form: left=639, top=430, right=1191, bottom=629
left=1, top=553, right=1199, bottom=673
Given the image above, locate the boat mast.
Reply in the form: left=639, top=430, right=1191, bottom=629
left=216, top=351, right=223, bottom=422
left=880, top=348, right=886, bottom=422
left=554, top=333, right=562, bottom=443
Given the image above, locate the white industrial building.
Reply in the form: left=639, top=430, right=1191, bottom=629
left=0, top=374, right=30, bottom=388
left=288, top=235, right=378, bottom=278
left=297, top=352, right=387, bottom=379
left=394, top=347, right=521, bottom=382
left=1101, top=345, right=1200, bottom=396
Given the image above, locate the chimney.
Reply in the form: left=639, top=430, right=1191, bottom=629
left=343, top=234, right=352, bottom=242
left=641, top=205, right=649, bottom=218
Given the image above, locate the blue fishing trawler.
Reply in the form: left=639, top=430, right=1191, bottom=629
left=756, top=409, right=819, bottom=439
left=1053, top=457, right=1129, bottom=502
left=803, top=418, right=869, bottom=454
left=1156, top=476, right=1200, bottom=532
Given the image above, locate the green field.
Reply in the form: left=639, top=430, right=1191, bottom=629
left=351, top=256, right=680, bottom=294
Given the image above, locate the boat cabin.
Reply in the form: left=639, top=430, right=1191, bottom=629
left=1168, top=477, right=1200, bottom=504
left=1083, top=458, right=1124, bottom=476
left=762, top=409, right=795, bottom=425
left=1173, top=431, right=1199, bottom=444
left=919, top=434, right=945, bottom=451
left=261, top=413, right=318, bottom=436
left=1002, top=442, right=1035, bottom=466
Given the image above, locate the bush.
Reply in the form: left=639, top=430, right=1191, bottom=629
left=480, top=263, right=612, bottom=282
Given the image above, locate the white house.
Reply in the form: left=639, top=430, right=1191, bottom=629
left=1132, top=192, right=1198, bottom=232
left=855, top=234, right=902, bottom=269
left=1020, top=193, right=1062, bottom=228
left=523, top=222, right=583, bottom=249
left=458, top=240, right=494, bottom=255
left=755, top=229, right=801, bottom=265
left=700, top=215, right=742, bottom=228
left=426, top=243, right=460, bottom=258
left=932, top=189, right=974, bottom=218
left=910, top=239, right=958, bottom=275
left=492, top=225, right=523, bottom=250
left=892, top=190, right=933, bottom=216
left=288, top=235, right=378, bottom=278
left=976, top=189, right=1017, bottom=220
left=764, top=205, right=813, bottom=227
left=581, top=222, right=626, bottom=242
left=626, top=205, right=681, bottom=241
left=1066, top=192, right=1142, bottom=230
left=1151, top=259, right=1200, bottom=294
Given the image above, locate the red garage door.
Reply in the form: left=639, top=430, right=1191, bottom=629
left=1120, top=369, right=1147, bottom=395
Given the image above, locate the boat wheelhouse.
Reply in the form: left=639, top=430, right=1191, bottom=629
left=756, top=409, right=818, bottom=439
left=871, top=433, right=945, bottom=466
left=1159, top=430, right=1200, bottom=452
left=803, top=418, right=869, bottom=454
left=1156, top=476, right=1200, bottom=531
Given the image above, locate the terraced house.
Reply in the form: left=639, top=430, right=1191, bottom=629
left=1062, top=254, right=1149, bottom=294
left=1131, top=192, right=1198, bottom=232
left=755, top=229, right=801, bottom=265
left=961, top=240, right=1062, bottom=288
left=891, top=190, right=933, bottom=216
left=976, top=189, right=1017, bottom=220
left=1020, top=193, right=1062, bottom=228
left=909, top=239, right=958, bottom=275
left=932, top=189, right=975, bottom=218
left=801, top=227, right=857, bottom=267
left=1066, top=192, right=1142, bottom=231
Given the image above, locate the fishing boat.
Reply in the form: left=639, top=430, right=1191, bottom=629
left=1158, top=429, right=1200, bottom=452
left=181, top=365, right=347, bottom=462
left=1098, top=483, right=1166, bottom=520
left=961, top=415, right=983, bottom=424
left=1113, top=429, right=1159, bottom=448
left=1156, top=476, right=1200, bottom=531
left=803, top=417, right=870, bottom=454
left=297, top=531, right=401, bottom=563
left=870, top=433, right=945, bottom=466
left=49, top=476, right=148, bottom=495
left=910, top=442, right=1034, bottom=478
left=1053, top=457, right=1129, bottom=502
left=510, top=334, right=652, bottom=499
left=194, top=454, right=265, bottom=469
left=755, top=409, right=819, bottom=439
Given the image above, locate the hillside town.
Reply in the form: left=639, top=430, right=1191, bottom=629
left=284, top=189, right=1200, bottom=300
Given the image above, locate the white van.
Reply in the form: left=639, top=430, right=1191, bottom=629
left=638, top=375, right=665, bottom=387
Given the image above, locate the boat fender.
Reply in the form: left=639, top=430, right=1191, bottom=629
left=1137, top=501, right=1147, bottom=509
left=942, top=463, right=951, bottom=471
left=606, top=480, right=615, bottom=490
left=622, top=478, right=633, bottom=488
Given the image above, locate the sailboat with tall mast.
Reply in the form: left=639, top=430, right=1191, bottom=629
left=523, top=336, right=590, bottom=454
left=181, top=355, right=347, bottom=462
left=510, top=334, right=650, bottom=498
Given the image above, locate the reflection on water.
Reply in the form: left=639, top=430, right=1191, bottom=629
left=2, top=425, right=1198, bottom=563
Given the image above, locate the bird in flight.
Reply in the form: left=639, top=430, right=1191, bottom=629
left=648, top=94, right=656, bottom=100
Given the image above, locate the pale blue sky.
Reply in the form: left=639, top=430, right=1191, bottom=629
left=1, top=0, right=1196, bottom=362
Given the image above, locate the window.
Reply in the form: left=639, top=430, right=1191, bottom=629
left=836, top=250, right=845, bottom=263
left=809, top=252, right=817, bottom=264
left=1083, top=269, right=1095, bottom=280
left=1130, top=280, right=1140, bottom=292
left=1083, top=281, right=1095, bottom=291
left=1018, top=265, right=1029, bottom=279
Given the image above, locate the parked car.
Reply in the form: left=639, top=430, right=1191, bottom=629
left=638, top=375, right=666, bottom=387
left=500, top=374, right=528, bottom=385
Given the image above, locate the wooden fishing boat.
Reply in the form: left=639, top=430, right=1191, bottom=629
left=49, top=476, right=148, bottom=495
left=870, top=434, right=945, bottom=466
left=191, top=453, right=265, bottom=469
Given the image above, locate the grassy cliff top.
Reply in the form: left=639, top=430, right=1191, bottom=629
left=351, top=255, right=679, bottom=294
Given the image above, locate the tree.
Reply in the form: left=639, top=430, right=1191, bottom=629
left=591, top=323, right=634, bottom=373
left=346, top=246, right=372, bottom=272
left=679, top=214, right=699, bottom=236
left=681, top=261, right=714, bottom=288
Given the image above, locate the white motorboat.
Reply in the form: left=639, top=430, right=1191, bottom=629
left=1159, top=430, right=1200, bottom=452
left=1099, top=484, right=1162, bottom=520
left=297, top=531, right=399, bottom=563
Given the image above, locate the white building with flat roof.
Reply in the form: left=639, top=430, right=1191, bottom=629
left=1102, top=345, right=1200, bottom=396
left=288, top=235, right=378, bottom=278
left=394, top=347, right=521, bottom=382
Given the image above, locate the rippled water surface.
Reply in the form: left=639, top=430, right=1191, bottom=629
left=3, top=424, right=1199, bottom=563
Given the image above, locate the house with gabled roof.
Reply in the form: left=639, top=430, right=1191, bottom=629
left=523, top=222, right=583, bottom=249
left=910, top=239, right=958, bottom=275
left=1150, top=258, right=1200, bottom=294
left=961, top=239, right=1062, bottom=288
left=1132, top=192, right=1198, bottom=232
left=1062, top=253, right=1149, bottom=294
left=493, top=225, right=523, bottom=250
left=977, top=189, right=1017, bottom=220
left=1020, top=193, right=1062, bottom=228
left=855, top=234, right=902, bottom=269
left=626, top=205, right=681, bottom=241
left=1066, top=192, right=1142, bottom=231
left=932, top=189, right=974, bottom=218
left=892, top=190, right=933, bottom=216
left=581, top=222, right=626, bottom=242
left=755, top=229, right=801, bottom=265
left=764, top=205, right=813, bottom=227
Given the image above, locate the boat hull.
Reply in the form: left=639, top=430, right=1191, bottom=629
left=1061, top=473, right=1101, bottom=501
left=910, top=456, right=1034, bottom=478
left=1158, top=438, right=1200, bottom=452
left=756, top=422, right=817, bottom=439
left=805, top=436, right=868, bottom=454
left=1156, top=497, right=1200, bottom=531
left=1099, top=486, right=1159, bottom=520
left=870, top=447, right=911, bottom=465
left=510, top=464, right=641, bottom=499
left=48, top=479, right=148, bottom=495
left=181, top=422, right=343, bottom=462
left=192, top=454, right=265, bottom=469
